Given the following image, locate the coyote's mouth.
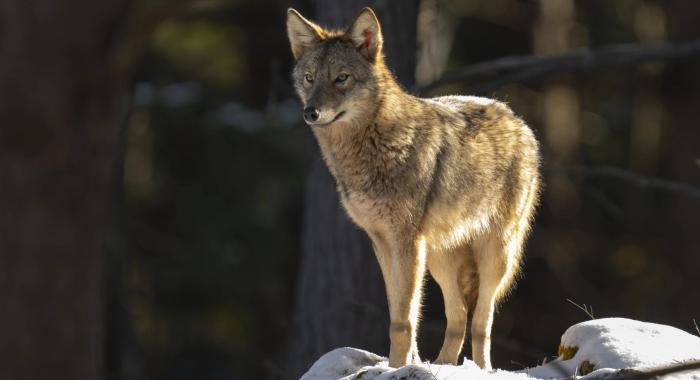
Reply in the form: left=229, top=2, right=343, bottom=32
left=309, top=111, right=346, bottom=127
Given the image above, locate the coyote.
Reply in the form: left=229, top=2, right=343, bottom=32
left=287, top=7, right=540, bottom=370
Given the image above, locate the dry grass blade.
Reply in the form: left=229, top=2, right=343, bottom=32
left=566, top=298, right=595, bottom=319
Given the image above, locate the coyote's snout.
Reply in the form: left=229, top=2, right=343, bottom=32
left=287, top=7, right=541, bottom=370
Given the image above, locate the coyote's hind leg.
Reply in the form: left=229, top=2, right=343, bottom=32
left=469, top=232, right=512, bottom=370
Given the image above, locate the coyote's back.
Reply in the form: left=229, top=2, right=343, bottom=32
left=287, top=7, right=540, bottom=370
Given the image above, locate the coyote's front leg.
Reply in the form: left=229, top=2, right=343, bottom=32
left=372, top=233, right=427, bottom=368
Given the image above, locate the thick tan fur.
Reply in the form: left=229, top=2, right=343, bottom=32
left=287, top=8, right=541, bottom=370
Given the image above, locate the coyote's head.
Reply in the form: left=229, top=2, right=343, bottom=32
left=286, top=7, right=385, bottom=127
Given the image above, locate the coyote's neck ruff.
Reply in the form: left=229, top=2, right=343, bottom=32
left=287, top=7, right=540, bottom=370
left=315, top=79, right=429, bottom=200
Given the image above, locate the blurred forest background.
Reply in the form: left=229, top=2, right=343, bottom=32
left=1, top=0, right=699, bottom=380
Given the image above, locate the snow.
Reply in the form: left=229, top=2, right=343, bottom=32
left=300, top=318, right=700, bottom=380
left=300, top=347, right=532, bottom=380
left=525, top=318, right=700, bottom=380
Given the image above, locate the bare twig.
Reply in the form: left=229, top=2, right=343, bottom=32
left=584, top=360, right=700, bottom=380
left=693, top=318, right=700, bottom=336
left=510, top=360, right=528, bottom=369
left=547, top=165, right=700, bottom=200
left=566, top=298, right=595, bottom=319
left=416, top=39, right=700, bottom=94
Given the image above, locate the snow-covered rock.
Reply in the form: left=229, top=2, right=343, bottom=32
left=300, top=347, right=532, bottom=380
left=300, top=318, right=700, bottom=380
left=525, top=318, right=700, bottom=379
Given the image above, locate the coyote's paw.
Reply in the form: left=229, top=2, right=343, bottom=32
left=410, top=348, right=422, bottom=365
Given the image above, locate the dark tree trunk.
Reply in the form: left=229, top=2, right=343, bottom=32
left=0, top=1, right=129, bottom=379
left=284, top=1, right=420, bottom=378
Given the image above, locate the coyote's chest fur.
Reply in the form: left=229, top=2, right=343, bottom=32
left=313, top=117, right=426, bottom=233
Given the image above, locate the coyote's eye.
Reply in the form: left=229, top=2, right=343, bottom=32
left=335, top=73, right=349, bottom=83
left=304, top=73, right=314, bottom=83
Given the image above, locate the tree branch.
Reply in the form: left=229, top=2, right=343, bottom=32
left=416, top=40, right=700, bottom=94
left=546, top=165, right=700, bottom=200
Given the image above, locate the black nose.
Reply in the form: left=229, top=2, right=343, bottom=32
left=303, top=107, right=320, bottom=122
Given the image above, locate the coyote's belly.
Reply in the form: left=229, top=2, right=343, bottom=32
left=343, top=183, right=496, bottom=252
left=420, top=201, right=493, bottom=252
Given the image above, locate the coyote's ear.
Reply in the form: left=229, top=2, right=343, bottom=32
left=287, top=8, right=325, bottom=60
left=348, top=7, right=383, bottom=61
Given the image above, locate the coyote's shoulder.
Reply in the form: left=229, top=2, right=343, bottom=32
left=287, top=7, right=540, bottom=369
